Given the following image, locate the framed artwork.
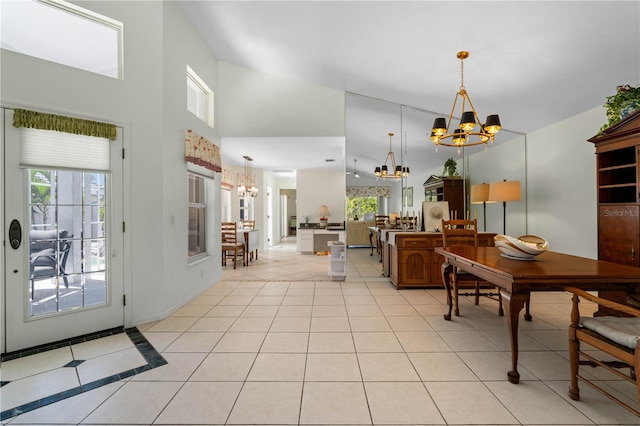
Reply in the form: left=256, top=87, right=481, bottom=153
left=422, top=201, right=450, bottom=232
left=403, top=186, right=413, bottom=207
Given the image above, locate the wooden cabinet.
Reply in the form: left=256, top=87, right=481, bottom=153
left=588, top=110, right=640, bottom=312
left=589, top=112, right=640, bottom=266
left=389, top=232, right=495, bottom=289
left=423, top=175, right=464, bottom=220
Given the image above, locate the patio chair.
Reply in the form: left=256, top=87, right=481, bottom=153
left=30, top=230, right=73, bottom=298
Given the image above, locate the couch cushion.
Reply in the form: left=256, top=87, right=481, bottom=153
left=580, top=316, right=640, bottom=349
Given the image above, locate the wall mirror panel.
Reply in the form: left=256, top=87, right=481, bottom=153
left=345, top=92, right=527, bottom=273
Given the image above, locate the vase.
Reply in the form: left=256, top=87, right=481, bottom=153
left=621, top=101, right=639, bottom=120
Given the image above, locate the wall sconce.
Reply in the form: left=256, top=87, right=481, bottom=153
left=488, top=180, right=522, bottom=234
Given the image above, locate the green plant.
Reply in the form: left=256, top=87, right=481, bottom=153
left=443, top=158, right=458, bottom=177
left=601, top=84, right=640, bottom=133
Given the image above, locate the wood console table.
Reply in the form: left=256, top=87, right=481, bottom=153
left=387, top=232, right=495, bottom=288
left=435, top=245, right=640, bottom=384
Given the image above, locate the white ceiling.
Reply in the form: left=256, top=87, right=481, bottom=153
left=180, top=1, right=640, bottom=177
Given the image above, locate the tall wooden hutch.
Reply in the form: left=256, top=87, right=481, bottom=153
left=423, top=175, right=464, bottom=219
left=588, top=110, right=640, bottom=310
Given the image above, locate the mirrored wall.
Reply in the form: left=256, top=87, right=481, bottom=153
left=345, top=92, right=528, bottom=241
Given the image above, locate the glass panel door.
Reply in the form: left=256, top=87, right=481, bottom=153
left=3, top=109, right=124, bottom=352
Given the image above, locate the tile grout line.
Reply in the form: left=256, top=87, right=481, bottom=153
left=0, top=327, right=166, bottom=422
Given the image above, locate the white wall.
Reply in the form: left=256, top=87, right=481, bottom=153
left=218, top=63, right=345, bottom=137
left=297, top=169, right=346, bottom=224
left=525, top=107, right=601, bottom=258
left=1, top=0, right=222, bottom=327
left=160, top=1, right=221, bottom=319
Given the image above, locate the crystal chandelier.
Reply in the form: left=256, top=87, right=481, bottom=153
left=237, top=155, right=258, bottom=197
left=374, top=133, right=409, bottom=179
left=430, top=51, right=501, bottom=155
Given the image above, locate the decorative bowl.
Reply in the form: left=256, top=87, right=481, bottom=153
left=494, top=235, right=548, bottom=260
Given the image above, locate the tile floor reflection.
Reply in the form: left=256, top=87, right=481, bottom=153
left=1, top=239, right=638, bottom=425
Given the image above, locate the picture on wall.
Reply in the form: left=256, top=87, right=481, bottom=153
left=403, top=186, right=413, bottom=207
left=422, top=201, right=450, bottom=232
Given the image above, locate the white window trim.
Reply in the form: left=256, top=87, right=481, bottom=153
left=187, top=65, right=214, bottom=128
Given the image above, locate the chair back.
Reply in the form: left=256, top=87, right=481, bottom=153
left=441, top=219, right=478, bottom=248
left=400, top=215, right=417, bottom=229
left=375, top=215, right=388, bottom=228
left=242, top=220, right=255, bottom=230
left=221, top=222, right=239, bottom=244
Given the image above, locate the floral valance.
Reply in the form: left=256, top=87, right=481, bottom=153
left=185, top=129, right=221, bottom=172
left=346, top=186, right=391, bottom=198
left=221, top=168, right=235, bottom=189
left=13, top=108, right=117, bottom=140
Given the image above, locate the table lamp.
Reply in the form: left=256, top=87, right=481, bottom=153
left=488, top=180, right=521, bottom=235
left=319, top=205, right=331, bottom=228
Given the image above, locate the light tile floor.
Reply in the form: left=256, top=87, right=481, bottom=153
left=1, top=239, right=639, bottom=425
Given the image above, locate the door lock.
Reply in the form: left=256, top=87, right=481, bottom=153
left=9, top=219, right=22, bottom=249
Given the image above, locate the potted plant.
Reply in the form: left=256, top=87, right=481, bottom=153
left=443, top=158, right=459, bottom=177
left=600, top=84, right=640, bottom=133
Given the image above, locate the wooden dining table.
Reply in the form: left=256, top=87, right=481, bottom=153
left=435, top=245, right=640, bottom=384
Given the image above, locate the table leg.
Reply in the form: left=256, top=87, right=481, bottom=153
left=369, top=231, right=374, bottom=256
left=500, top=288, right=530, bottom=384
left=441, top=262, right=454, bottom=320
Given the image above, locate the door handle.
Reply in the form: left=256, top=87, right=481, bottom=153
left=9, top=219, right=22, bottom=249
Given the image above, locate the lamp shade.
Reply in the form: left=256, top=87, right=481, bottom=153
left=432, top=117, right=447, bottom=136
left=484, top=114, right=502, bottom=134
left=470, top=183, right=491, bottom=204
left=319, top=205, right=331, bottom=217
left=488, top=180, right=522, bottom=202
left=460, top=111, right=476, bottom=131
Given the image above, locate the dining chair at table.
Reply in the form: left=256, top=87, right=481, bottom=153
left=441, top=218, right=503, bottom=317
left=374, top=215, right=389, bottom=258
left=566, top=287, right=640, bottom=416
left=242, top=220, right=255, bottom=230
left=221, top=222, right=246, bottom=269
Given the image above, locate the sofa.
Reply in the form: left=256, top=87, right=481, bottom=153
left=346, top=220, right=375, bottom=247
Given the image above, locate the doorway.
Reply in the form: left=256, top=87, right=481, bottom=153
left=3, top=109, right=124, bottom=352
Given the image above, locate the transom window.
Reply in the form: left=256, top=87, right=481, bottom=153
left=1, top=0, right=123, bottom=79
left=187, top=65, right=214, bottom=127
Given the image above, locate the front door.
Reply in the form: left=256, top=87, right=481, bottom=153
left=3, top=109, right=124, bottom=352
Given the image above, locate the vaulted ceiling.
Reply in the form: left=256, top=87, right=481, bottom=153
left=180, top=1, right=640, bottom=177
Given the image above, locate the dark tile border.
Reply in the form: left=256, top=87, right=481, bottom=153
left=0, top=326, right=166, bottom=421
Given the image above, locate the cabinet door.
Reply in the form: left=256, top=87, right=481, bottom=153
left=598, top=205, right=640, bottom=266
left=399, top=250, right=430, bottom=285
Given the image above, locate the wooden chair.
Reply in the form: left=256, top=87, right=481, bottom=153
left=221, top=222, right=246, bottom=269
left=242, top=220, right=258, bottom=261
left=374, top=215, right=389, bottom=260
left=566, top=287, right=640, bottom=416
left=441, top=219, right=503, bottom=317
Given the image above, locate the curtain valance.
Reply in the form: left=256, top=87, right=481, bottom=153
left=185, top=129, right=221, bottom=172
left=221, top=169, right=235, bottom=189
left=13, top=108, right=117, bottom=140
left=346, top=186, right=391, bottom=198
